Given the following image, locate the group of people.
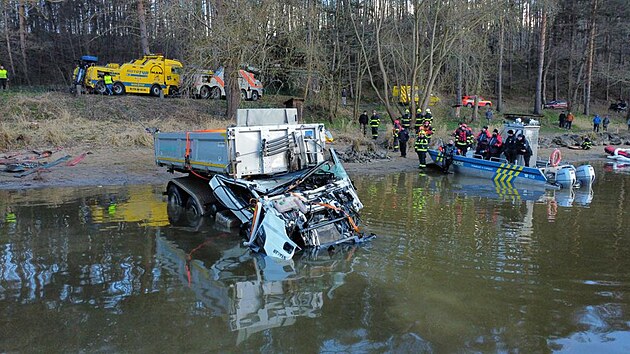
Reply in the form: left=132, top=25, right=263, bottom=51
left=451, top=123, right=533, bottom=166
left=359, top=108, right=537, bottom=170
left=592, top=114, right=610, bottom=132
left=359, top=107, right=435, bottom=168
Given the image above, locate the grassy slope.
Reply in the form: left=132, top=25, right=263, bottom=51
left=1, top=90, right=627, bottom=152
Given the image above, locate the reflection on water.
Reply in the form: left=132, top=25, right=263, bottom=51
left=1, top=164, right=630, bottom=352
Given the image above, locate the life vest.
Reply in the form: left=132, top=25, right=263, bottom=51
left=0, top=69, right=8, bottom=79
left=457, top=129, right=467, bottom=144
left=104, top=75, right=113, bottom=85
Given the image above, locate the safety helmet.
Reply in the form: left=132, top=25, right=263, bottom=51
left=418, top=130, right=426, bottom=136
left=405, top=109, right=410, bottom=113
left=426, top=108, right=431, bottom=113
left=417, top=108, right=421, bottom=113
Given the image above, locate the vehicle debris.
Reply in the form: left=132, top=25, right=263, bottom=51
left=155, top=108, right=374, bottom=260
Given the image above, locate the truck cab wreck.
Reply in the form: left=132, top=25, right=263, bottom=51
left=155, top=108, right=372, bottom=260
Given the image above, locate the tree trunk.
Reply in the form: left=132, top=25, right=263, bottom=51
left=3, top=6, right=16, bottom=77
left=137, top=0, right=150, bottom=55
left=18, top=0, right=30, bottom=85
left=583, top=0, right=598, bottom=115
left=497, top=18, right=504, bottom=112
left=534, top=10, right=546, bottom=115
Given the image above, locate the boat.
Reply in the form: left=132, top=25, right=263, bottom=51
left=604, top=146, right=630, bottom=162
left=428, top=120, right=595, bottom=189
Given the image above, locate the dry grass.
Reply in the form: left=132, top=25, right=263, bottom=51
left=0, top=92, right=230, bottom=151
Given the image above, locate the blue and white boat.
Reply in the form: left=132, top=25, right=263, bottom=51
left=428, top=121, right=595, bottom=189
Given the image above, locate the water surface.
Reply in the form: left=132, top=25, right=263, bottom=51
left=1, top=166, right=629, bottom=352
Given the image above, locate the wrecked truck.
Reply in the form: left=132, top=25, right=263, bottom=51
left=154, top=108, right=372, bottom=260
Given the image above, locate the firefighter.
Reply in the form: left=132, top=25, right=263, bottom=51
left=415, top=130, right=429, bottom=168
left=419, top=120, right=434, bottom=144
left=503, top=129, right=517, bottom=164
left=475, top=126, right=491, bottom=157
left=581, top=137, right=593, bottom=150
left=423, top=108, right=433, bottom=125
left=415, top=108, right=423, bottom=127
left=369, top=110, right=380, bottom=140
left=516, top=134, right=533, bottom=167
left=401, top=109, right=411, bottom=130
left=488, top=129, right=503, bottom=160
left=453, top=122, right=470, bottom=156
left=103, top=72, right=114, bottom=95
left=392, top=119, right=401, bottom=152
left=398, top=126, right=410, bottom=158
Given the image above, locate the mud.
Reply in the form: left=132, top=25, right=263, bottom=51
left=0, top=139, right=616, bottom=191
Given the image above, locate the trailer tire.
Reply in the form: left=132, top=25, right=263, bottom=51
left=167, top=184, right=185, bottom=206
left=150, top=84, right=162, bottom=97
left=251, top=90, right=259, bottom=101
left=199, top=85, right=211, bottom=99
left=113, top=82, right=125, bottom=95
left=210, top=87, right=221, bottom=99
left=186, top=197, right=202, bottom=217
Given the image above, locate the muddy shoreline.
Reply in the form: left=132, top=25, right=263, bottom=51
left=0, top=142, right=615, bottom=191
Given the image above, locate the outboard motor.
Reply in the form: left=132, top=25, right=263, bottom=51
left=554, top=165, right=577, bottom=188
left=575, top=165, right=595, bottom=186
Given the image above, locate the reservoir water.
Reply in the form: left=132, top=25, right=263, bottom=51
left=1, top=164, right=629, bottom=352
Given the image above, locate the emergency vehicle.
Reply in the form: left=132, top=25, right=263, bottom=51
left=83, top=54, right=183, bottom=96
left=191, top=67, right=263, bottom=101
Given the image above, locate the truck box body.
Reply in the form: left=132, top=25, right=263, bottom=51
left=154, top=108, right=325, bottom=178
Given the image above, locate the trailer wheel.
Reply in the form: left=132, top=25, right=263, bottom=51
left=113, top=82, right=125, bottom=95
left=150, top=84, right=162, bottom=97
left=251, top=90, right=259, bottom=101
left=167, top=184, right=185, bottom=206
left=199, top=85, right=211, bottom=99
left=186, top=197, right=202, bottom=217
left=210, top=87, right=221, bottom=99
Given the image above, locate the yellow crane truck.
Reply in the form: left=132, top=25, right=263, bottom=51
left=82, top=54, right=183, bottom=96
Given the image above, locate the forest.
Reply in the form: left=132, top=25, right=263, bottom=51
left=1, top=0, right=629, bottom=122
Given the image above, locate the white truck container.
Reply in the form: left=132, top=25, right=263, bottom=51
left=191, top=67, right=263, bottom=101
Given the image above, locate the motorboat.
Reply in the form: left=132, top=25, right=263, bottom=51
left=428, top=120, right=595, bottom=189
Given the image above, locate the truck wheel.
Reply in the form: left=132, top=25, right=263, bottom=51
left=150, top=84, right=162, bottom=97
left=169, top=86, right=179, bottom=96
left=167, top=184, right=185, bottom=206
left=199, top=85, right=211, bottom=99
left=113, top=82, right=125, bottom=95
left=210, top=87, right=221, bottom=99
left=186, top=197, right=202, bottom=217
left=466, top=103, right=473, bottom=108
left=95, top=80, right=106, bottom=95
left=251, top=90, right=259, bottom=101
left=241, top=89, right=248, bottom=100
